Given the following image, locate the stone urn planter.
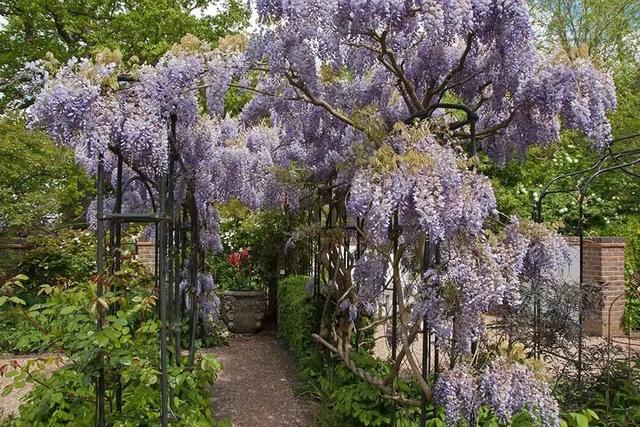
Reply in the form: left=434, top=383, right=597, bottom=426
left=222, top=290, right=266, bottom=333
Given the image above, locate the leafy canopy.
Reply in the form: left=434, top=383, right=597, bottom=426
left=0, top=118, right=92, bottom=235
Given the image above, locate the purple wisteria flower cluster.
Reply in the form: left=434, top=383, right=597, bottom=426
left=352, top=251, right=388, bottom=315
left=28, top=36, right=296, bottom=256
left=412, top=217, right=570, bottom=354
left=435, top=359, right=559, bottom=426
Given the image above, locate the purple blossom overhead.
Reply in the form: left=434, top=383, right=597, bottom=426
left=250, top=0, right=616, bottom=166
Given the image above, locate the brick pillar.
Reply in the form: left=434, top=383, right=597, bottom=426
left=583, top=237, right=626, bottom=337
left=136, top=240, right=156, bottom=272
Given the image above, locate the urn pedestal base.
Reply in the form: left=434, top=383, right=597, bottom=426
left=222, top=290, right=266, bottom=334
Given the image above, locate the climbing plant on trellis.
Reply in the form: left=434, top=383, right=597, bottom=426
left=29, top=1, right=618, bottom=425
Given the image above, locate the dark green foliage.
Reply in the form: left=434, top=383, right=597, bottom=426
left=0, top=119, right=92, bottom=236
left=300, top=350, right=426, bottom=427
left=578, top=359, right=640, bottom=426
left=13, top=229, right=96, bottom=296
left=277, top=275, right=317, bottom=361
left=275, top=274, right=427, bottom=425
left=0, top=229, right=97, bottom=354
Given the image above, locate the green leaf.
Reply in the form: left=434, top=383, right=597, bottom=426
left=95, top=335, right=109, bottom=346
left=573, top=413, right=589, bottom=427
left=2, top=384, right=13, bottom=396
left=60, top=305, right=78, bottom=315
left=0, top=296, right=7, bottom=307
left=8, top=296, right=26, bottom=305
left=585, top=409, right=599, bottom=420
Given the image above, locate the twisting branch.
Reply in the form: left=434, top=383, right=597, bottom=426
left=375, top=31, right=422, bottom=112
left=107, top=144, right=157, bottom=189
left=423, top=32, right=475, bottom=108
left=454, top=109, right=516, bottom=140
left=404, top=102, right=477, bottom=127
left=382, top=321, right=422, bottom=385
left=389, top=221, right=433, bottom=401
left=285, top=71, right=364, bottom=132
left=312, top=334, right=421, bottom=407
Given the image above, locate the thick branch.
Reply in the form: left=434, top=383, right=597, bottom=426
left=423, top=32, right=474, bottom=108
left=285, top=72, right=363, bottom=132
left=107, top=145, right=157, bottom=189
left=45, top=6, right=82, bottom=46
left=312, top=334, right=421, bottom=407
left=392, top=244, right=432, bottom=401
left=454, top=110, right=515, bottom=140
left=376, top=31, right=421, bottom=112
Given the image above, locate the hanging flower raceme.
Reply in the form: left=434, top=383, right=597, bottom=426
left=480, top=359, right=560, bottom=427
left=412, top=218, right=569, bottom=354
left=348, top=125, right=497, bottom=246
left=434, top=364, right=479, bottom=426
left=352, top=251, right=388, bottom=316
left=434, top=359, right=559, bottom=427
left=27, top=35, right=294, bottom=259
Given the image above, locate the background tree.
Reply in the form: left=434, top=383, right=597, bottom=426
left=0, top=117, right=92, bottom=236
left=488, top=0, right=640, bottom=329
left=0, top=0, right=249, bottom=109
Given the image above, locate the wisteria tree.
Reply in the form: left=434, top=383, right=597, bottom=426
left=243, top=1, right=615, bottom=425
left=28, top=0, right=617, bottom=425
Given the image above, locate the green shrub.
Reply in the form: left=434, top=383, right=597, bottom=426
left=0, top=249, right=151, bottom=354
left=14, top=229, right=96, bottom=301
left=1, top=277, right=220, bottom=426
left=300, top=349, right=425, bottom=426
left=277, top=275, right=317, bottom=361
left=577, top=358, right=640, bottom=426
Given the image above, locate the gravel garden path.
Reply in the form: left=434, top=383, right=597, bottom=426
left=206, top=327, right=316, bottom=427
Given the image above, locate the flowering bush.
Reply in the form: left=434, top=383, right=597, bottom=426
left=224, top=247, right=259, bottom=291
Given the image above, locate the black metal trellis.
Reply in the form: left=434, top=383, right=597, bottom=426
left=94, top=115, right=202, bottom=427
left=533, top=134, right=640, bottom=395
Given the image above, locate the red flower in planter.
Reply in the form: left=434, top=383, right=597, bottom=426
left=226, top=248, right=256, bottom=290
left=227, top=248, right=250, bottom=271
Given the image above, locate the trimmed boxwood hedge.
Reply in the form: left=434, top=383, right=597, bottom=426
left=277, top=275, right=317, bottom=362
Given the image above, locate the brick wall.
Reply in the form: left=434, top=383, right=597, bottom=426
left=583, top=237, right=626, bottom=337
left=136, top=240, right=156, bottom=272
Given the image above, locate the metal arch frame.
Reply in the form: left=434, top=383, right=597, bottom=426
left=532, top=133, right=640, bottom=393
left=94, top=113, right=203, bottom=427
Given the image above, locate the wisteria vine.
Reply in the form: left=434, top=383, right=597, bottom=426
left=27, top=0, right=618, bottom=424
